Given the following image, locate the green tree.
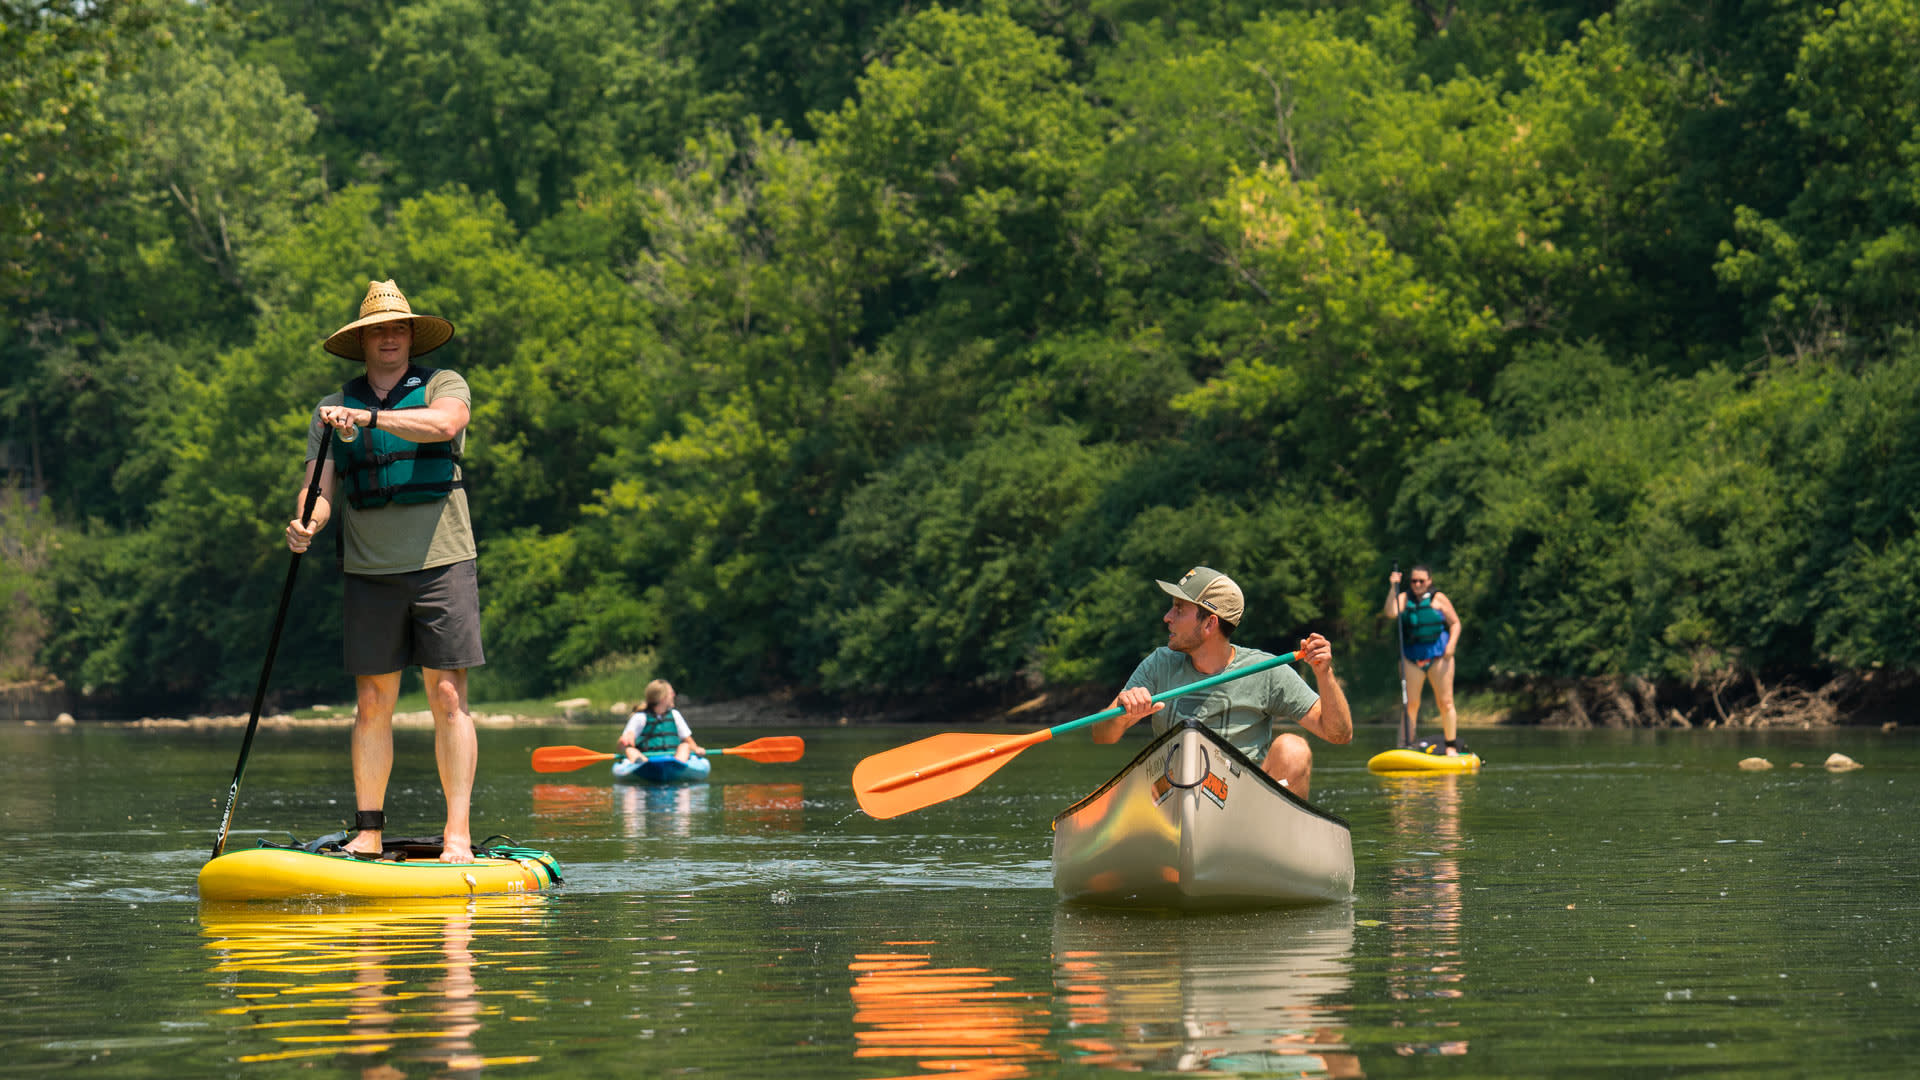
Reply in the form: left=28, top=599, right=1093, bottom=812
left=366, top=0, right=684, bottom=228
left=1178, top=162, right=1497, bottom=499
left=810, top=427, right=1125, bottom=692
left=1713, top=0, right=1920, bottom=351
left=0, top=0, right=162, bottom=306
left=105, top=13, right=324, bottom=302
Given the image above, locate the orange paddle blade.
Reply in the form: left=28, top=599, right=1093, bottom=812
left=852, top=730, right=1053, bottom=819
left=531, top=745, right=618, bottom=773
left=713, top=736, right=805, bottom=762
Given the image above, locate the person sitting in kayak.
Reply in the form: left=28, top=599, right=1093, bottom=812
left=618, top=680, right=706, bottom=763
left=1384, top=565, right=1463, bottom=754
left=1092, top=567, right=1353, bottom=800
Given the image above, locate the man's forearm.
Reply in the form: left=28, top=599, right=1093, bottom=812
left=1313, top=670, right=1354, bottom=744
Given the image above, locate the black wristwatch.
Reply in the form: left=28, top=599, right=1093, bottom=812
left=366, top=406, right=379, bottom=430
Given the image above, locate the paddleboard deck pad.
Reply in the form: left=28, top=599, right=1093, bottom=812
left=199, top=833, right=562, bottom=901
left=1368, top=738, right=1483, bottom=774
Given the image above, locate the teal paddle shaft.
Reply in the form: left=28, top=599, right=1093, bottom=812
left=1050, top=650, right=1300, bottom=739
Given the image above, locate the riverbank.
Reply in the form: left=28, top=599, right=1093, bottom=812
left=24, top=689, right=904, bottom=730
left=17, top=666, right=1909, bottom=731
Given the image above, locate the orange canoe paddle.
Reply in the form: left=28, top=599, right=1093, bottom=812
left=531, top=735, right=805, bottom=773
left=852, top=652, right=1298, bottom=819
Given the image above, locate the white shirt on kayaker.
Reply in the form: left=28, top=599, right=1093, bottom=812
left=619, top=708, right=692, bottom=748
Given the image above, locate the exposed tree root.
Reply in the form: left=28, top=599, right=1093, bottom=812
left=1539, top=670, right=1868, bottom=728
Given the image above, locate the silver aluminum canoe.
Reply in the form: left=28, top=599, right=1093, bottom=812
left=1052, top=721, right=1354, bottom=910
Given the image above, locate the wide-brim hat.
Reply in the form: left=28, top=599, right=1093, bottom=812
left=323, top=279, right=455, bottom=360
left=1156, top=566, right=1245, bottom=625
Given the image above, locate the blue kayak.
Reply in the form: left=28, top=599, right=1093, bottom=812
left=612, top=753, right=712, bottom=784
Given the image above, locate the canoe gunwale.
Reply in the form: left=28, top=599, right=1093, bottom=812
left=1051, top=719, right=1350, bottom=832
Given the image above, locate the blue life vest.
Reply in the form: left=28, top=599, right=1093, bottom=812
left=636, top=709, right=684, bottom=754
left=337, top=366, right=461, bottom=510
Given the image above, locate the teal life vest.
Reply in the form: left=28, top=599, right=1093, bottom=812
left=337, top=366, right=461, bottom=510
left=636, top=710, right=684, bottom=754
left=1400, top=591, right=1447, bottom=647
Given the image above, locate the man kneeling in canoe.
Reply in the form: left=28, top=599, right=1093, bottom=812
left=1092, top=567, right=1352, bottom=799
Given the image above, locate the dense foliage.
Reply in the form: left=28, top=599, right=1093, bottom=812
left=6, top=0, right=1920, bottom=718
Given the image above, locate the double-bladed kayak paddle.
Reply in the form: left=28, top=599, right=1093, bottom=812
left=531, top=735, right=805, bottom=773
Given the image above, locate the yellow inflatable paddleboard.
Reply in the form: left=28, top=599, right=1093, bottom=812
left=198, top=843, right=562, bottom=901
left=1367, top=747, right=1482, bottom=774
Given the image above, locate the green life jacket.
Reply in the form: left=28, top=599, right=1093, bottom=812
left=1400, top=591, right=1447, bottom=646
left=637, top=710, right=684, bottom=755
left=337, top=366, right=461, bottom=510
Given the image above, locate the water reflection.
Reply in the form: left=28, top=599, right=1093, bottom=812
left=1052, top=905, right=1358, bottom=1075
left=617, top=781, right=708, bottom=838
left=1380, top=774, right=1469, bottom=1056
left=723, top=782, right=805, bottom=833
left=200, top=896, right=552, bottom=1072
left=529, top=782, right=610, bottom=829
left=848, top=940, right=1053, bottom=1079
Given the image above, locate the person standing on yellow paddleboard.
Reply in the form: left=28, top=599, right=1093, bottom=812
left=1385, top=566, right=1462, bottom=754
left=284, top=280, right=484, bottom=863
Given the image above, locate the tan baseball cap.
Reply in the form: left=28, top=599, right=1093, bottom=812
left=1155, top=566, right=1244, bottom=624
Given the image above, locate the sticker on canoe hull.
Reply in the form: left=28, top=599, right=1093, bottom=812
left=1201, top=771, right=1228, bottom=807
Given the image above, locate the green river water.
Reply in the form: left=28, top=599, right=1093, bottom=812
left=1, top=719, right=1916, bottom=1078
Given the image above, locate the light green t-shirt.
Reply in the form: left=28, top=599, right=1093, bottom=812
left=1125, top=646, right=1319, bottom=762
left=305, top=368, right=475, bottom=575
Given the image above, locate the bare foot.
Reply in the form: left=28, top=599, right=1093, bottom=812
left=439, top=835, right=474, bottom=863
left=343, top=832, right=382, bottom=856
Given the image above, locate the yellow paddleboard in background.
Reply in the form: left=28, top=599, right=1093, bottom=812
left=1367, top=747, right=1483, bottom=774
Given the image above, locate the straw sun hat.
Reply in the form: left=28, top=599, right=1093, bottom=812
left=322, top=279, right=455, bottom=360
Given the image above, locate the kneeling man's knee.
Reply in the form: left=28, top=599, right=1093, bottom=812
left=1271, top=732, right=1311, bottom=768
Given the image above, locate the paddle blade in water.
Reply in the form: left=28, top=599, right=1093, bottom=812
left=715, top=736, right=805, bottom=762
left=531, top=745, right=617, bottom=773
left=852, top=730, right=1051, bottom=819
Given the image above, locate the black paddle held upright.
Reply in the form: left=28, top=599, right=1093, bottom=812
left=1392, top=562, right=1412, bottom=748
left=211, top=426, right=335, bottom=859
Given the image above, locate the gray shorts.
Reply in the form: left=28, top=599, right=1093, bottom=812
left=343, top=560, right=486, bottom=676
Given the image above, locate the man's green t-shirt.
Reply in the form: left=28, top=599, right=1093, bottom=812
left=305, top=369, right=475, bottom=575
left=1124, top=646, right=1319, bottom=762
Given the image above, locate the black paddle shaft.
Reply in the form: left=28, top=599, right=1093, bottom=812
left=1393, top=562, right=1412, bottom=748
left=211, top=426, right=335, bottom=859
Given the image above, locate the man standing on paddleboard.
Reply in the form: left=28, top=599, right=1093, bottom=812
left=1092, top=567, right=1353, bottom=799
left=284, top=280, right=484, bottom=863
